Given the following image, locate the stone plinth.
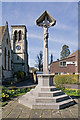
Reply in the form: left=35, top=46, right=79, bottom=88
left=38, top=74, right=54, bottom=87
left=19, top=74, right=75, bottom=109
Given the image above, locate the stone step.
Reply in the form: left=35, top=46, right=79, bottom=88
left=38, top=90, right=63, bottom=97
left=36, top=94, right=70, bottom=103
left=32, top=99, right=74, bottom=109
left=32, top=103, right=59, bottom=109
left=55, top=94, right=70, bottom=102
left=41, top=86, right=59, bottom=92
left=59, top=99, right=75, bottom=109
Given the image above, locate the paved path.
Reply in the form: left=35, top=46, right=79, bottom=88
left=13, top=78, right=36, bottom=88
left=1, top=95, right=80, bottom=119
left=3, top=78, right=36, bottom=88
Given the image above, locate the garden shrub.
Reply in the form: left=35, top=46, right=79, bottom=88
left=54, top=74, right=79, bottom=86
left=61, top=88, right=80, bottom=96
left=14, top=71, right=25, bottom=79
left=2, top=87, right=33, bottom=102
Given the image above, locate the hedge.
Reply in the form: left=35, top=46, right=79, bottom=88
left=54, top=75, right=79, bottom=86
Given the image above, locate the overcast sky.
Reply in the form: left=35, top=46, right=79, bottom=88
left=2, top=2, right=78, bottom=67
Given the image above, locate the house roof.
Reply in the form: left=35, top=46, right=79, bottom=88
left=66, top=50, right=80, bottom=58
left=51, top=50, right=80, bottom=64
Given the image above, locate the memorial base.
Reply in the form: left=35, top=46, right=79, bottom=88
left=19, top=74, right=75, bottom=109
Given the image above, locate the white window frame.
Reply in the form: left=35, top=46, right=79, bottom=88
left=60, top=61, right=67, bottom=67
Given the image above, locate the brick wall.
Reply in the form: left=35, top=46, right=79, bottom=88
left=50, top=56, right=77, bottom=74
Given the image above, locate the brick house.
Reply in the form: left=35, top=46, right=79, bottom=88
left=50, top=50, right=80, bottom=75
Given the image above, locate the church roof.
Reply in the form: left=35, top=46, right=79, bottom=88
left=0, top=26, right=5, bottom=45
left=0, top=21, right=9, bottom=46
left=36, top=11, right=56, bottom=26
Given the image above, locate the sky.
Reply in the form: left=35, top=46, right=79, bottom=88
left=2, top=2, right=78, bottom=67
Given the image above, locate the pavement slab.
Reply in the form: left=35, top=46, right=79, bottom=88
left=69, top=107, right=78, bottom=118
left=19, top=107, right=31, bottom=118
left=1, top=96, right=79, bottom=119
left=52, top=110, right=62, bottom=118
left=60, top=109, right=74, bottom=118
left=6, top=111, right=21, bottom=118
left=41, top=109, right=52, bottom=118
left=2, top=107, right=13, bottom=118
left=30, top=109, right=42, bottom=118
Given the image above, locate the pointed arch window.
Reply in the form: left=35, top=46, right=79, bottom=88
left=19, top=30, right=21, bottom=41
left=8, top=51, right=10, bottom=70
left=14, top=30, right=17, bottom=41
left=4, top=47, right=6, bottom=69
left=7, top=38, right=8, bottom=44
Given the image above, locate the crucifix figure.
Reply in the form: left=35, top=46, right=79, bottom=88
left=36, top=11, right=56, bottom=74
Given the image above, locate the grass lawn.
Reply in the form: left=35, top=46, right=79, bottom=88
left=1, top=102, right=8, bottom=107
left=13, top=92, right=27, bottom=97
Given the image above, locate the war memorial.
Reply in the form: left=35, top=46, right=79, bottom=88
left=19, top=11, right=75, bottom=109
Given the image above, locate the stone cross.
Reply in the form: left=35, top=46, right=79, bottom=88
left=19, top=11, right=74, bottom=110
left=36, top=11, right=56, bottom=74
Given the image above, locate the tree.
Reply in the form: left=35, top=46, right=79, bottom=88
left=35, top=51, right=43, bottom=71
left=60, top=45, right=70, bottom=59
left=50, top=54, right=53, bottom=64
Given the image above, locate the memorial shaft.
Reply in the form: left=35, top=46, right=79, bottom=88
left=43, top=27, right=49, bottom=74
left=36, top=11, right=56, bottom=74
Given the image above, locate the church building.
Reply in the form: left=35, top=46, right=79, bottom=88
left=0, top=22, right=12, bottom=80
left=0, top=22, right=29, bottom=81
left=11, top=25, right=29, bottom=76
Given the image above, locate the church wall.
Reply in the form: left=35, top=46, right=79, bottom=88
left=2, top=23, right=13, bottom=79
left=11, top=25, right=29, bottom=76
left=13, top=64, right=24, bottom=72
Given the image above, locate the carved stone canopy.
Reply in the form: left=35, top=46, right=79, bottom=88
left=36, top=11, right=56, bottom=27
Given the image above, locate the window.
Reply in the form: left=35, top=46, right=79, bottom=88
left=60, top=61, right=66, bottom=67
left=4, top=48, right=6, bottom=69
left=19, top=30, right=21, bottom=40
left=7, top=39, right=8, bottom=44
left=60, top=62, right=63, bottom=66
left=14, top=30, right=17, bottom=41
left=63, top=62, right=66, bottom=66
left=55, top=73, right=58, bottom=75
left=8, top=51, right=10, bottom=70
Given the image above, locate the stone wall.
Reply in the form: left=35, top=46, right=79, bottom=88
left=2, top=23, right=12, bottom=79
left=13, top=64, right=24, bottom=73
left=11, top=25, right=29, bottom=76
